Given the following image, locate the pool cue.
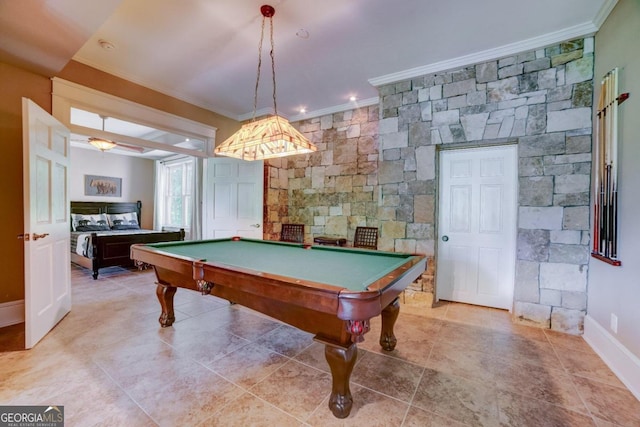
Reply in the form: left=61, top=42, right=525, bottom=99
left=611, top=68, right=619, bottom=258
left=594, top=77, right=604, bottom=254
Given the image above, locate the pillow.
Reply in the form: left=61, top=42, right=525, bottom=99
left=107, top=212, right=140, bottom=230
left=71, top=213, right=109, bottom=231
left=75, top=224, right=110, bottom=232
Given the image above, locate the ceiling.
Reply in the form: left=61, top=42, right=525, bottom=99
left=2, top=0, right=613, bottom=126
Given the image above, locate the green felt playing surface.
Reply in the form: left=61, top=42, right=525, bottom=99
left=147, top=238, right=413, bottom=291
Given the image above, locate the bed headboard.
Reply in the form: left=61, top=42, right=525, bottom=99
left=70, top=200, right=142, bottom=219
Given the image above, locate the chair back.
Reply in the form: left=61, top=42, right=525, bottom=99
left=354, top=226, right=378, bottom=250
left=280, top=223, right=304, bottom=243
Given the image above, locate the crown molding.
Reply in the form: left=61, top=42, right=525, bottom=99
left=593, top=0, right=619, bottom=28
left=368, top=21, right=600, bottom=88
left=289, top=97, right=380, bottom=122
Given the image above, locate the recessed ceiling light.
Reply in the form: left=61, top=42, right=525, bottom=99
left=296, top=29, right=309, bottom=39
left=349, top=96, right=357, bottom=102
left=98, top=39, right=116, bottom=50
left=300, top=107, right=307, bottom=114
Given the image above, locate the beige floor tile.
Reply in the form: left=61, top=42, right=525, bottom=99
left=557, top=348, right=626, bottom=387
left=249, top=359, right=332, bottom=420
left=403, top=405, right=469, bottom=426
left=492, top=358, right=589, bottom=414
left=497, top=389, right=596, bottom=427
left=208, top=342, right=290, bottom=388
left=350, top=350, right=424, bottom=402
left=201, top=392, right=303, bottom=426
left=435, top=322, right=495, bottom=354
left=412, top=368, right=500, bottom=427
left=572, top=376, right=640, bottom=426
left=253, top=324, right=314, bottom=357
left=425, top=342, right=499, bottom=385
left=307, top=384, right=409, bottom=426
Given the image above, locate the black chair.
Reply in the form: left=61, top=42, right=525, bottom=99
left=280, top=223, right=304, bottom=243
left=353, top=226, right=378, bottom=250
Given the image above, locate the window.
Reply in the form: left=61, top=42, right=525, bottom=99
left=161, top=158, right=194, bottom=229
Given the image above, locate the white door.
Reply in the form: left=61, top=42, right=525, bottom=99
left=203, top=158, right=263, bottom=239
left=436, top=145, right=517, bottom=310
left=22, top=98, right=71, bottom=348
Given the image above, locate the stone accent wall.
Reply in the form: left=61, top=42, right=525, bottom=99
left=265, top=37, right=593, bottom=334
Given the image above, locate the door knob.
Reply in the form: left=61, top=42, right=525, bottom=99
left=33, top=233, right=49, bottom=240
left=442, top=235, right=449, bottom=242
left=250, top=224, right=261, bottom=228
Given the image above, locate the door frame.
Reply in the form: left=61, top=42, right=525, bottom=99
left=434, top=143, right=518, bottom=310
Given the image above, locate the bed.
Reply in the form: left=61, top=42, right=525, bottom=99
left=70, top=201, right=185, bottom=279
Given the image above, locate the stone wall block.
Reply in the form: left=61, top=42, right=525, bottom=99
left=565, top=54, right=593, bottom=85
left=524, top=57, right=551, bottom=73
left=414, top=195, right=435, bottom=223
left=432, top=110, right=460, bottom=127
left=553, top=192, right=590, bottom=207
left=551, top=50, right=582, bottom=67
left=498, top=64, right=524, bottom=79
left=549, top=244, right=589, bottom=264
left=561, top=291, right=587, bottom=310
left=519, top=157, right=544, bottom=176
left=514, top=302, right=551, bottom=328
left=517, top=229, right=550, bottom=262
left=566, top=135, right=591, bottom=154
left=383, top=93, right=403, bottom=110
left=378, top=160, right=405, bottom=184
left=487, top=77, right=519, bottom=102
left=540, top=262, right=587, bottom=292
left=555, top=174, right=590, bottom=194
left=381, top=221, right=406, bottom=239
left=409, top=122, right=432, bottom=146
left=550, top=307, right=585, bottom=334
left=519, top=176, right=553, bottom=206
left=514, top=260, right=540, bottom=302
left=460, top=113, right=489, bottom=141
left=540, top=289, right=561, bottom=306
left=550, top=230, right=581, bottom=244
left=562, top=206, right=589, bottom=230
left=443, top=78, right=476, bottom=98
left=525, top=104, right=547, bottom=135
left=476, top=61, right=498, bottom=83
left=518, top=133, right=566, bottom=157
left=415, top=145, right=436, bottom=181
left=547, top=108, right=591, bottom=132
left=407, top=223, right=433, bottom=240
left=519, top=206, right=563, bottom=230
left=381, top=131, right=409, bottom=150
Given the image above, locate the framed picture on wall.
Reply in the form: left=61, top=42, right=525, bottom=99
left=84, top=175, right=122, bottom=197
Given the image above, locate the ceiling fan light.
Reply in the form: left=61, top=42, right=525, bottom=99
left=88, top=137, right=117, bottom=152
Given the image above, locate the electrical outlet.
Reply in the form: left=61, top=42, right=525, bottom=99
left=610, top=313, right=618, bottom=333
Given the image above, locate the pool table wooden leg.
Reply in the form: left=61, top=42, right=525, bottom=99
left=324, top=342, right=357, bottom=418
left=380, top=297, right=400, bottom=351
left=156, top=283, right=177, bottom=327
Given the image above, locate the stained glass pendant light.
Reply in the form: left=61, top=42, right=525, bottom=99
left=214, top=5, right=317, bottom=161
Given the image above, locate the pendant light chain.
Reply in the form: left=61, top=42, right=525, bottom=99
left=269, top=15, right=278, bottom=116
left=252, top=15, right=266, bottom=121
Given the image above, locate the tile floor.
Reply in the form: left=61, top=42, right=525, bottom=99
left=1, top=265, right=639, bottom=426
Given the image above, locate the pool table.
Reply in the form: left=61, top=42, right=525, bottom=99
left=130, top=237, right=426, bottom=418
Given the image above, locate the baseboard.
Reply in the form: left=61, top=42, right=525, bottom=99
left=0, top=299, right=25, bottom=328
left=583, top=314, right=640, bottom=400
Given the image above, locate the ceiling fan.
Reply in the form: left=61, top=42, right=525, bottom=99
left=73, top=115, right=144, bottom=153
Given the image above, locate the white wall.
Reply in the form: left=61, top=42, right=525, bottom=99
left=70, top=147, right=156, bottom=228
left=586, top=0, right=640, bottom=398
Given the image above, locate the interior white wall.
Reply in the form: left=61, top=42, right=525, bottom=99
left=587, top=0, right=640, bottom=394
left=69, top=147, right=156, bottom=228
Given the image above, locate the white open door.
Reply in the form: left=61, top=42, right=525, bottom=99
left=203, top=158, right=263, bottom=239
left=22, top=98, right=71, bottom=348
left=436, top=145, right=517, bottom=310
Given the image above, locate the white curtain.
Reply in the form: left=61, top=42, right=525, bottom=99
left=153, top=161, right=165, bottom=231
